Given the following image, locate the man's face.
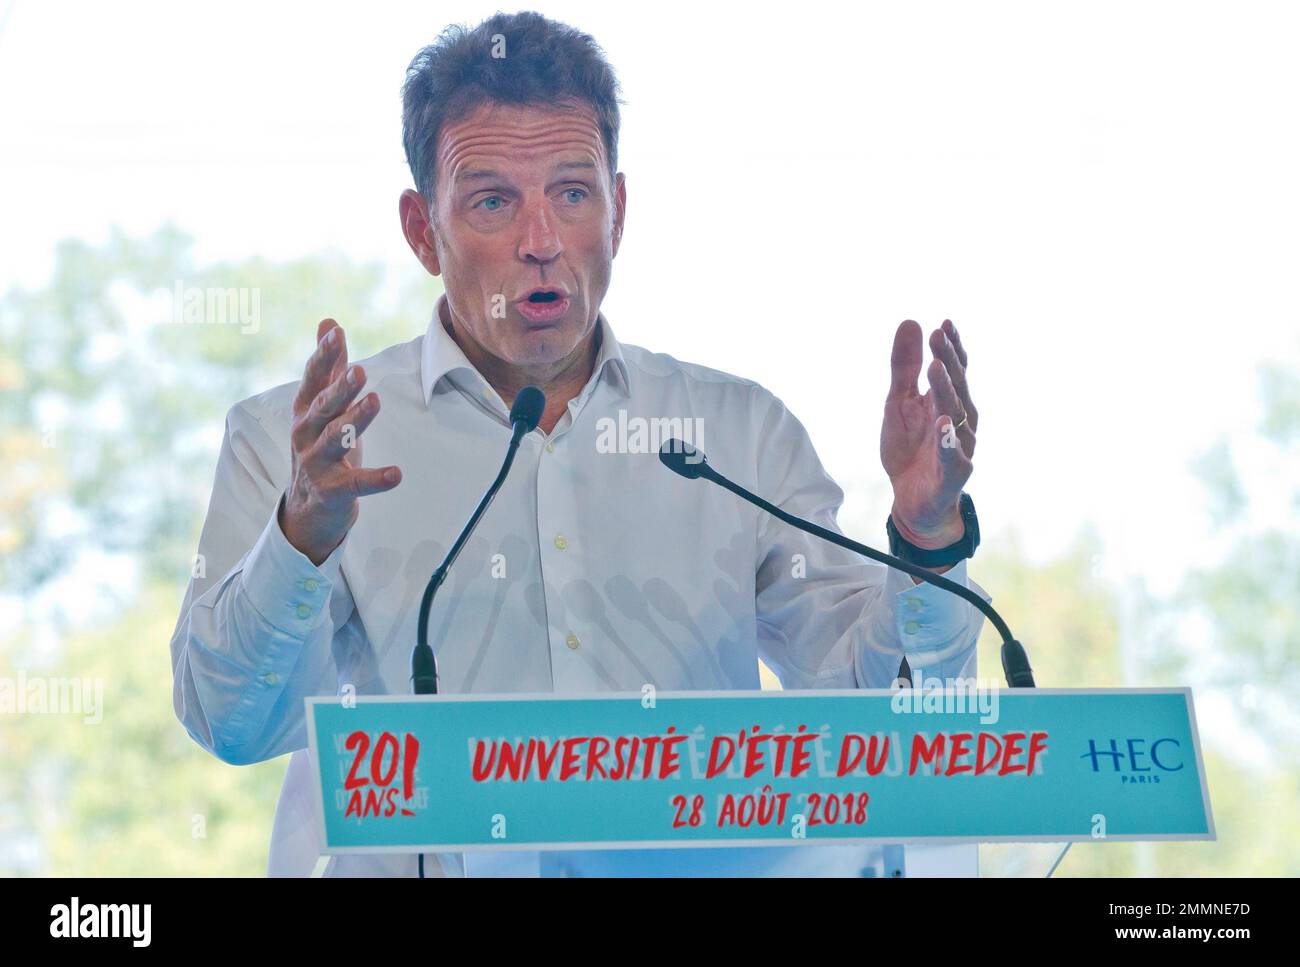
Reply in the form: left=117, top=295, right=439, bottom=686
left=421, top=99, right=625, bottom=372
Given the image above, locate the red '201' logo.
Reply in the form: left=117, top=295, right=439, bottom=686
left=342, top=730, right=420, bottom=818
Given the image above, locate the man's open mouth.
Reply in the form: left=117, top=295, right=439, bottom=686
left=517, top=288, right=571, bottom=325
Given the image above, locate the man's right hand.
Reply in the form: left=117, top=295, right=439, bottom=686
left=280, top=318, right=403, bottom=565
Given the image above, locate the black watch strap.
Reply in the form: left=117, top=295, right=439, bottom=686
left=886, top=492, right=980, bottom=568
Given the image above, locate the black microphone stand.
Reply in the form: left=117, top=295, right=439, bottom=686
left=410, top=427, right=526, bottom=696
left=410, top=387, right=545, bottom=878
left=658, top=440, right=1034, bottom=689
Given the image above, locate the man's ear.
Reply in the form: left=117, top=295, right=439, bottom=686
left=399, top=188, right=442, bottom=276
left=611, top=171, right=627, bottom=258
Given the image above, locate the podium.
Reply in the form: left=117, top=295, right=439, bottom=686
left=305, top=688, right=1211, bottom=876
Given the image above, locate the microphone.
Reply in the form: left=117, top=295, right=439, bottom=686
left=658, top=439, right=1035, bottom=688
left=410, top=386, right=543, bottom=878
left=411, top=386, right=545, bottom=696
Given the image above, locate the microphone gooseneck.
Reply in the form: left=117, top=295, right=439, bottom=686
left=411, top=386, right=545, bottom=879
left=658, top=438, right=1035, bottom=688
left=412, top=386, right=546, bottom=696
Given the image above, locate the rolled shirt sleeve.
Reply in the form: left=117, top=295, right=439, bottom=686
left=750, top=389, right=987, bottom=690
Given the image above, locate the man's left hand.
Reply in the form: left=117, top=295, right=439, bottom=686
left=880, top=318, right=977, bottom=550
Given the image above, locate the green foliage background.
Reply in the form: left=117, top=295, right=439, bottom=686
left=1, top=227, right=1295, bottom=875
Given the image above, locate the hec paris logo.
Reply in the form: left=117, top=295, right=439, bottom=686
left=1080, top=737, right=1184, bottom=785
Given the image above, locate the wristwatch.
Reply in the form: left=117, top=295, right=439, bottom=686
left=886, top=492, right=980, bottom=568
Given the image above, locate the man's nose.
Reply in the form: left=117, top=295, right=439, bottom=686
left=517, top=199, right=563, bottom=265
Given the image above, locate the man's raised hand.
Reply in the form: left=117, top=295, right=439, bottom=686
left=879, top=318, right=977, bottom=548
left=279, top=319, right=402, bottom=565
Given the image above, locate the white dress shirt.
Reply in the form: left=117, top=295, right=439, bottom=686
left=170, top=297, right=989, bottom=877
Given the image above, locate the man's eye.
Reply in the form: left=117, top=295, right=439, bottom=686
left=478, top=195, right=505, bottom=212
left=562, top=188, right=586, bottom=204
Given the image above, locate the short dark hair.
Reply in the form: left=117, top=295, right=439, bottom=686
left=401, top=11, right=622, bottom=203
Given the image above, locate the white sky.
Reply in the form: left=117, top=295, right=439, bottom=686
left=1, top=0, right=1298, bottom=598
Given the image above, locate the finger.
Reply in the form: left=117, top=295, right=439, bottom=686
left=941, top=318, right=968, bottom=369
left=929, top=327, right=978, bottom=433
left=325, top=323, right=349, bottom=385
left=935, top=414, right=974, bottom=483
left=927, top=357, right=960, bottom=422
left=312, top=391, right=382, bottom=465
left=928, top=358, right=977, bottom=456
left=329, top=464, right=403, bottom=500
left=300, top=364, right=367, bottom=447
left=292, top=321, right=346, bottom=418
left=888, top=320, right=923, bottom=400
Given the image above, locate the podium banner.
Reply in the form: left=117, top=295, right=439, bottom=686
left=305, top=687, right=1214, bottom=853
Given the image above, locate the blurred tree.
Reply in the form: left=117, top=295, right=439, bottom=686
left=1178, top=363, right=1300, bottom=763
left=972, top=527, right=1124, bottom=689
left=1054, top=361, right=1300, bottom=876
left=0, top=225, right=439, bottom=874
left=0, top=224, right=439, bottom=590
left=6, top=588, right=287, bottom=875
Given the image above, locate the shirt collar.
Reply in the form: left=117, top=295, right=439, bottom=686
left=421, top=293, right=631, bottom=406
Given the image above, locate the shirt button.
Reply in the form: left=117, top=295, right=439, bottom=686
left=554, top=534, right=568, bottom=550
left=565, top=633, right=581, bottom=650
left=261, top=672, right=279, bottom=685
left=904, top=621, right=920, bottom=635
left=545, top=442, right=555, bottom=454
left=296, top=603, right=312, bottom=619
left=304, top=578, right=319, bottom=592
left=907, top=597, right=923, bottom=613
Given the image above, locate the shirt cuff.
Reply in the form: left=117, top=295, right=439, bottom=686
left=889, top=558, right=990, bottom=664
left=241, top=497, right=347, bottom=637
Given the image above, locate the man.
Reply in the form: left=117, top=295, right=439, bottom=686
left=170, top=11, right=988, bottom=877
